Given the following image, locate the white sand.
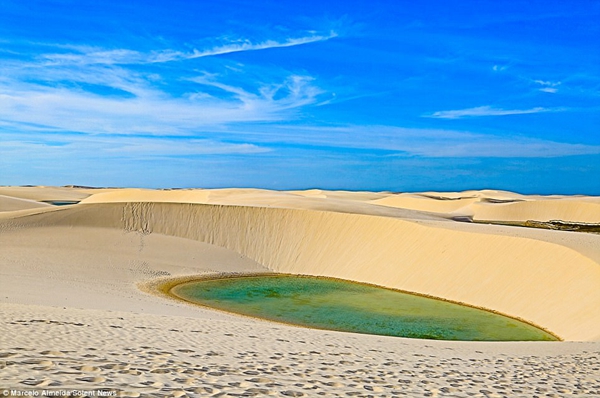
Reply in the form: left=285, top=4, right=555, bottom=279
left=1, top=186, right=599, bottom=397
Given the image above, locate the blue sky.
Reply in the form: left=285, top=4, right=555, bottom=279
left=1, top=0, right=599, bottom=194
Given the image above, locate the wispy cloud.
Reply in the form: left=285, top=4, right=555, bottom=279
left=534, top=79, right=561, bottom=93
left=534, top=80, right=561, bottom=86
left=0, top=73, right=323, bottom=135
left=40, top=32, right=338, bottom=66
left=6, top=123, right=598, bottom=161
left=1, top=131, right=270, bottom=164
left=407, top=135, right=600, bottom=158
left=0, top=32, right=331, bottom=136
left=424, top=105, right=554, bottom=119
left=222, top=125, right=600, bottom=158
left=2, top=25, right=596, bottom=174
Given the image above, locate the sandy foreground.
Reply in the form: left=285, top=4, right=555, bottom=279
left=1, top=186, right=599, bottom=397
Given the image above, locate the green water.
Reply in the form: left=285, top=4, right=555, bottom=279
left=172, top=275, right=557, bottom=341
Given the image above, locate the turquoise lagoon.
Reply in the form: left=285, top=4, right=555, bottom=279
left=172, top=275, right=557, bottom=341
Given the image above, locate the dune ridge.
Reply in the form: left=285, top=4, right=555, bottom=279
left=81, top=187, right=600, bottom=224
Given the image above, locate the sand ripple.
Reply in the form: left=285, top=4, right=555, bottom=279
left=2, top=305, right=600, bottom=397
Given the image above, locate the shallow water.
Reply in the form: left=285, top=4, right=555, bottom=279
left=42, top=200, right=80, bottom=206
left=173, top=275, right=557, bottom=341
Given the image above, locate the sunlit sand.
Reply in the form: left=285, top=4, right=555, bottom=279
left=1, top=186, right=599, bottom=396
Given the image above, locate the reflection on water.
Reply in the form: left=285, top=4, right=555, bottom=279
left=173, top=275, right=557, bottom=341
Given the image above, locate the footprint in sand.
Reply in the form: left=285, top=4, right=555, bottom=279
left=243, top=388, right=275, bottom=395
left=32, top=360, right=54, bottom=370
left=39, top=350, right=66, bottom=357
left=363, top=385, right=384, bottom=392
left=323, top=381, right=344, bottom=387
left=149, top=368, right=170, bottom=374
left=281, top=391, right=305, bottom=397
left=246, top=377, right=272, bottom=384
left=102, top=363, right=128, bottom=370
left=173, top=378, right=195, bottom=385
left=115, top=392, right=140, bottom=397
left=119, top=369, right=142, bottom=375
left=80, top=365, right=101, bottom=372
left=20, top=378, right=51, bottom=387
left=0, top=352, right=16, bottom=358
left=77, top=376, right=106, bottom=383
left=20, top=359, right=51, bottom=365
left=139, top=381, right=163, bottom=388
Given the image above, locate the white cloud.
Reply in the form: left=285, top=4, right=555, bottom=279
left=0, top=29, right=338, bottom=137
left=224, top=124, right=600, bottom=158
left=1, top=132, right=270, bottom=161
left=0, top=40, right=327, bottom=135
left=407, top=135, right=600, bottom=158
left=534, top=80, right=561, bottom=87
left=534, top=79, right=561, bottom=93
left=104, top=137, right=270, bottom=156
left=0, top=81, right=321, bottom=135
left=425, top=106, right=553, bottom=119
left=39, top=32, right=338, bottom=66
left=2, top=33, right=595, bottom=165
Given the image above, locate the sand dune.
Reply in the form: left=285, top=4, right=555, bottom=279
left=80, top=188, right=443, bottom=221
left=0, top=186, right=92, bottom=202
left=2, top=186, right=599, bottom=396
left=372, top=194, right=479, bottom=215
left=372, top=191, right=600, bottom=223
left=469, top=198, right=600, bottom=223
left=0, top=194, right=53, bottom=212
left=11, top=198, right=600, bottom=341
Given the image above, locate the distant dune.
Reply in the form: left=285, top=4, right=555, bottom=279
left=0, top=194, right=53, bottom=212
